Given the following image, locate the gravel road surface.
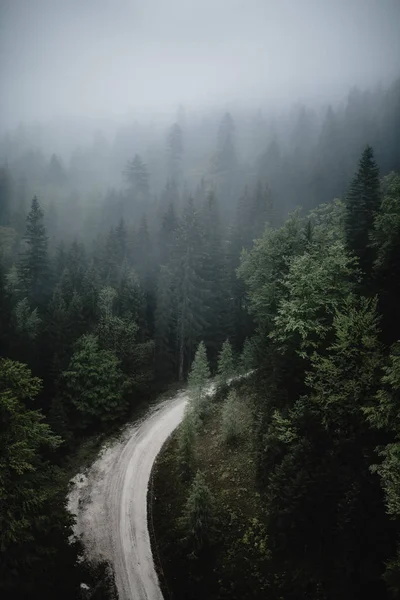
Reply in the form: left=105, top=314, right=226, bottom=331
left=68, top=391, right=188, bottom=600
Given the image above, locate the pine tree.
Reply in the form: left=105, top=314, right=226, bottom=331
left=62, top=334, right=127, bottom=428
left=45, top=284, right=69, bottom=371
left=0, top=359, right=74, bottom=595
left=188, top=341, right=211, bottom=421
left=212, top=112, right=237, bottom=212
left=124, top=153, right=150, bottom=197
left=200, top=192, right=230, bottom=365
left=370, top=172, right=400, bottom=343
left=345, top=145, right=381, bottom=276
left=14, top=297, right=41, bottom=339
left=181, top=471, right=216, bottom=553
left=20, top=196, right=49, bottom=305
left=217, top=339, right=235, bottom=383
left=117, top=265, right=145, bottom=325
left=123, top=154, right=150, bottom=220
left=240, top=337, right=255, bottom=373
left=167, top=122, right=183, bottom=185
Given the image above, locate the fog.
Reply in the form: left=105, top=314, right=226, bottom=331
left=0, top=0, right=399, bottom=243
left=1, top=0, right=399, bottom=128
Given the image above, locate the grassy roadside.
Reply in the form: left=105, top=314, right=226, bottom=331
left=150, top=380, right=270, bottom=600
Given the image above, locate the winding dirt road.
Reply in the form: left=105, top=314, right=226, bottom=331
left=68, top=391, right=188, bottom=600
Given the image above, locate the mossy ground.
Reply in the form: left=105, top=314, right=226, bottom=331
left=151, top=381, right=270, bottom=600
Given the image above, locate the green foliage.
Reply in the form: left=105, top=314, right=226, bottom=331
left=14, top=297, right=41, bottom=339
left=20, top=196, right=49, bottom=305
left=371, top=172, right=400, bottom=342
left=62, top=334, right=128, bottom=428
left=239, top=337, right=256, bottom=372
left=345, top=145, right=381, bottom=276
left=238, top=210, right=305, bottom=334
left=175, top=198, right=207, bottom=380
left=5, top=263, right=21, bottom=296
left=217, top=339, right=235, bottom=383
left=271, top=240, right=356, bottom=357
left=306, top=295, right=382, bottom=434
left=0, top=359, right=80, bottom=597
left=124, top=154, right=150, bottom=198
left=0, top=84, right=399, bottom=598
left=181, top=471, right=216, bottom=553
left=188, top=341, right=211, bottom=422
left=372, top=173, right=400, bottom=272
left=221, top=390, right=243, bottom=444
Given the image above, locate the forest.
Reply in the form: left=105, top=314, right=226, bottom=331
left=1, top=0, right=400, bottom=593
left=1, top=70, right=400, bottom=597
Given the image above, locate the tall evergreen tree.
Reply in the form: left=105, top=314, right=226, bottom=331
left=62, top=334, right=127, bottom=429
left=124, top=153, right=150, bottom=197
left=188, top=341, right=211, bottom=421
left=123, top=154, right=150, bottom=219
left=371, top=172, right=400, bottom=342
left=175, top=198, right=207, bottom=379
left=200, top=192, right=230, bottom=363
left=217, top=339, right=235, bottom=383
left=167, top=122, right=183, bottom=185
left=181, top=471, right=216, bottom=553
left=20, top=196, right=49, bottom=305
left=345, top=145, right=381, bottom=276
left=212, top=112, right=238, bottom=212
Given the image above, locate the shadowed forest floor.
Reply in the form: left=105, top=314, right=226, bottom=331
left=151, top=386, right=270, bottom=600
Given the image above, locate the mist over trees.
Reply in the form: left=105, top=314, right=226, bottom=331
left=0, top=73, right=400, bottom=598
left=0, top=0, right=400, bottom=593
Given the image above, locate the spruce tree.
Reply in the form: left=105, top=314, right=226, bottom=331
left=20, top=196, right=49, bottom=305
left=167, top=122, right=183, bottom=185
left=181, top=471, right=215, bottom=553
left=345, top=145, right=381, bottom=276
left=188, top=341, right=211, bottom=421
left=217, top=339, right=235, bottom=383
left=62, top=334, right=127, bottom=428
left=240, top=337, right=255, bottom=373
left=124, top=153, right=149, bottom=198
left=123, top=154, right=150, bottom=220
left=200, top=192, right=230, bottom=365
left=175, top=198, right=207, bottom=379
left=212, top=112, right=237, bottom=212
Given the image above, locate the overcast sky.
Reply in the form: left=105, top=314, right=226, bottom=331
left=0, top=0, right=399, bottom=128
